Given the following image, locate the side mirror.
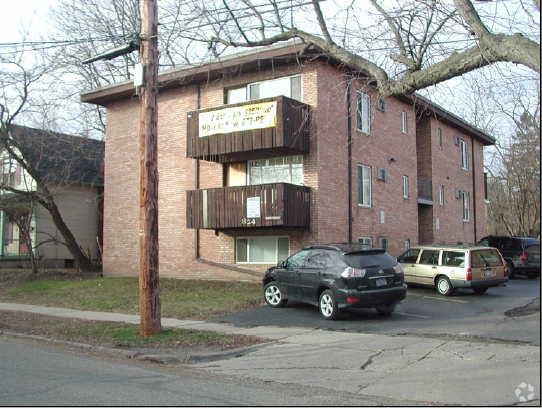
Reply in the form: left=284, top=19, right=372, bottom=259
left=277, top=260, right=286, bottom=268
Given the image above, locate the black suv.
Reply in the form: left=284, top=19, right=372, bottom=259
left=477, top=236, right=540, bottom=279
left=262, top=243, right=407, bottom=320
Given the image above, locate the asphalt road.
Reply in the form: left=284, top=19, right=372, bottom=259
left=0, top=337, right=421, bottom=406
left=215, top=276, right=541, bottom=345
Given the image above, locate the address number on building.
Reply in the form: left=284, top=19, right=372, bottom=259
left=242, top=218, right=256, bottom=226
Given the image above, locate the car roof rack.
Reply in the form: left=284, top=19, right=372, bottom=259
left=307, top=242, right=385, bottom=253
left=430, top=242, right=475, bottom=248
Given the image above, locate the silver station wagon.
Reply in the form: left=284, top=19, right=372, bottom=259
left=397, top=244, right=508, bottom=296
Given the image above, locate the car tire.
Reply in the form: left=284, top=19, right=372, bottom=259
left=473, top=287, right=488, bottom=294
left=319, top=289, right=340, bottom=320
left=527, top=272, right=538, bottom=280
left=436, top=276, right=453, bottom=296
left=375, top=303, right=396, bottom=315
left=263, top=282, right=287, bottom=308
left=507, top=262, right=516, bottom=279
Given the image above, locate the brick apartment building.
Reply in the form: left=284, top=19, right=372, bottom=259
left=81, top=43, right=494, bottom=281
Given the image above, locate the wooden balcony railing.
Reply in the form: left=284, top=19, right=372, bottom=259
left=417, top=177, right=433, bottom=205
left=186, top=183, right=310, bottom=229
left=186, top=96, right=310, bottom=162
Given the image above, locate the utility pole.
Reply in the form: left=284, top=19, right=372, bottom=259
left=138, top=0, right=161, bottom=336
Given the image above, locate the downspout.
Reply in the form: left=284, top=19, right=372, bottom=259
left=471, top=138, right=477, bottom=242
left=347, top=78, right=353, bottom=243
left=193, top=83, right=263, bottom=278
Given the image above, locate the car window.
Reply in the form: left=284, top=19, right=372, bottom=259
left=397, top=249, right=421, bottom=263
left=505, top=239, right=521, bottom=252
left=344, top=251, right=396, bottom=269
left=419, top=250, right=440, bottom=265
left=305, top=251, right=329, bottom=269
left=477, top=239, right=489, bottom=247
left=471, top=249, right=503, bottom=268
left=286, top=250, right=310, bottom=268
left=442, top=251, right=465, bottom=267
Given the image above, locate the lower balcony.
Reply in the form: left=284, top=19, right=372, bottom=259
left=186, top=183, right=310, bottom=229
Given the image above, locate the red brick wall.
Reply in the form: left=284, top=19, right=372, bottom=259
left=101, top=58, right=489, bottom=279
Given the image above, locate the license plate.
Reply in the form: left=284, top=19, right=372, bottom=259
left=375, top=278, right=387, bottom=286
left=484, top=270, right=493, bottom=276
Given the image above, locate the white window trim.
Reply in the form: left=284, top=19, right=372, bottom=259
left=462, top=192, right=470, bottom=222
left=358, top=164, right=372, bottom=207
left=403, top=175, right=409, bottom=198
left=437, top=128, right=443, bottom=148
left=247, top=155, right=303, bottom=186
left=358, top=237, right=373, bottom=246
left=236, top=236, right=290, bottom=264
left=439, top=185, right=444, bottom=206
left=356, top=92, right=371, bottom=134
left=461, top=140, right=469, bottom=170
left=401, top=111, right=408, bottom=133
left=227, top=75, right=302, bottom=104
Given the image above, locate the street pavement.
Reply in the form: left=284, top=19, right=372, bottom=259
left=0, top=302, right=540, bottom=406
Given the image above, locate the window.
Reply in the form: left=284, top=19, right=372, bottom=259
left=419, top=249, right=440, bottom=265
left=398, top=248, right=420, bottom=263
left=442, top=251, right=465, bottom=267
left=401, top=111, right=408, bottom=133
left=378, top=237, right=389, bottom=250
left=403, top=175, right=409, bottom=198
left=439, top=185, right=444, bottom=205
left=462, top=192, right=470, bottom=221
left=357, top=165, right=371, bottom=207
left=248, top=156, right=303, bottom=186
left=227, top=75, right=302, bottom=104
left=236, top=236, right=289, bottom=264
left=358, top=237, right=373, bottom=247
left=2, top=159, right=20, bottom=187
left=437, top=128, right=443, bottom=148
left=461, top=140, right=469, bottom=170
left=356, top=92, right=371, bottom=134
left=404, top=240, right=410, bottom=251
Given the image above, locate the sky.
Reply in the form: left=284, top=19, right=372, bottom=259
left=0, top=0, right=57, bottom=43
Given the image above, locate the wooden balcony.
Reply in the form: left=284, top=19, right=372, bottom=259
left=186, top=96, right=310, bottom=162
left=186, top=183, right=310, bottom=229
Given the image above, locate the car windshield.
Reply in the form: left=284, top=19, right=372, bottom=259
left=471, top=249, right=503, bottom=268
left=343, top=251, right=394, bottom=269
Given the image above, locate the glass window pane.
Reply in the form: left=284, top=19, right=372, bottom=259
left=290, top=75, right=302, bottom=101
left=278, top=237, right=290, bottom=261
left=236, top=238, right=248, bottom=263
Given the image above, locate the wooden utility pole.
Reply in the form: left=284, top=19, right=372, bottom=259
left=138, top=0, right=161, bottom=336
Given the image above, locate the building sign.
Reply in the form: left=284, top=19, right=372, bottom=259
left=199, top=101, right=277, bottom=137
left=246, top=197, right=261, bottom=218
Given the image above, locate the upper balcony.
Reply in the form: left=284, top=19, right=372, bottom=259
left=186, top=96, right=311, bottom=163
left=186, top=183, right=310, bottom=230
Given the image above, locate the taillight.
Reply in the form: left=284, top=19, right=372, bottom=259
left=520, top=252, right=528, bottom=262
left=466, top=268, right=472, bottom=281
left=504, top=261, right=508, bottom=277
left=341, top=267, right=366, bottom=278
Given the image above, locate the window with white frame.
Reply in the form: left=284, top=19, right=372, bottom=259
left=378, top=237, right=389, bottom=250
left=462, top=192, right=470, bottom=221
left=227, top=75, right=302, bottom=104
left=248, top=156, right=303, bottom=186
left=403, top=175, right=409, bottom=198
left=401, top=111, right=408, bottom=133
left=439, top=185, right=444, bottom=205
left=236, top=236, right=290, bottom=264
left=356, top=92, right=371, bottom=134
left=1, top=159, right=20, bottom=187
left=358, top=164, right=371, bottom=207
left=404, top=239, right=410, bottom=251
left=437, top=128, right=443, bottom=148
left=358, top=237, right=373, bottom=247
left=461, top=140, right=469, bottom=170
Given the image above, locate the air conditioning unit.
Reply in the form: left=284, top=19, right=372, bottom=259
left=376, top=98, right=386, bottom=112
left=377, top=167, right=388, bottom=181
left=454, top=135, right=460, bottom=146
left=455, top=189, right=462, bottom=199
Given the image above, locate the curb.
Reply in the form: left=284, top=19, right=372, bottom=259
left=0, top=330, right=271, bottom=364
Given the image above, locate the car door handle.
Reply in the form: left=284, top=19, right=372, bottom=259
left=432, top=266, right=437, bottom=269
left=317, top=271, right=323, bottom=275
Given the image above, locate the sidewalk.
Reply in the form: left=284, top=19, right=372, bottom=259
left=1, top=302, right=540, bottom=406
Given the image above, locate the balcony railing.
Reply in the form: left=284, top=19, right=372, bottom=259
left=186, top=183, right=310, bottom=229
left=186, top=96, right=310, bottom=162
left=418, top=177, right=433, bottom=205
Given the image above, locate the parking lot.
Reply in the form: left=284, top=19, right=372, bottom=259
left=215, top=276, right=540, bottom=345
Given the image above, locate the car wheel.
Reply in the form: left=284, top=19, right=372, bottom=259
left=473, top=287, right=488, bottom=294
left=526, top=272, right=538, bottom=280
left=263, top=282, right=287, bottom=308
left=436, top=276, right=453, bottom=296
left=319, top=289, right=340, bottom=320
left=507, top=263, right=516, bottom=279
left=376, top=303, right=396, bottom=315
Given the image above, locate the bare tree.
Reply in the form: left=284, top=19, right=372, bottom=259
left=0, top=52, right=103, bottom=273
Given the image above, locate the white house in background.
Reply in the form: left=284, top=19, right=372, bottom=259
left=0, top=125, right=104, bottom=269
